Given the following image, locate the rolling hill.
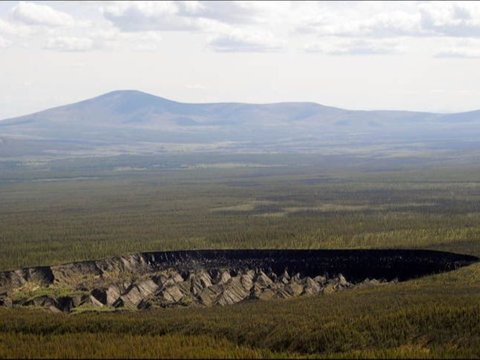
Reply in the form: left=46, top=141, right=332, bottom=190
left=0, top=90, right=479, bottom=157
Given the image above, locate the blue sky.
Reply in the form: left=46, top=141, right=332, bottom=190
left=1, top=1, right=480, bottom=118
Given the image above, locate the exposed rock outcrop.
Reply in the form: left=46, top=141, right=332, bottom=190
left=0, top=249, right=477, bottom=313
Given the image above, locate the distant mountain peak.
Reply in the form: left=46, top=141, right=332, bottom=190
left=0, top=90, right=479, bottom=158
left=88, top=89, right=178, bottom=104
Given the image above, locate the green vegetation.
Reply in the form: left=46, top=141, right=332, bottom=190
left=0, top=263, right=479, bottom=358
left=0, top=153, right=479, bottom=358
left=1, top=154, right=480, bottom=270
left=0, top=333, right=296, bottom=359
left=11, top=286, right=87, bottom=303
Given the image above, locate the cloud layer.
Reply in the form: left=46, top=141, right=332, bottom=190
left=12, top=1, right=75, bottom=27
left=1, top=1, right=480, bottom=56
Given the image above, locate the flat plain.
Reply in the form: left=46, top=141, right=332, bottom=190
left=0, top=153, right=479, bottom=358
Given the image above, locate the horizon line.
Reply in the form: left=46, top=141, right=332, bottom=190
left=2, top=88, right=479, bottom=121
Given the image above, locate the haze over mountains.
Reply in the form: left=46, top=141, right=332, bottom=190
left=1, top=90, right=480, bottom=158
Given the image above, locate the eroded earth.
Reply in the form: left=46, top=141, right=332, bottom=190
left=0, top=249, right=477, bottom=313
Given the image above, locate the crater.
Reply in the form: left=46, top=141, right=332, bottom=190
left=0, top=249, right=477, bottom=313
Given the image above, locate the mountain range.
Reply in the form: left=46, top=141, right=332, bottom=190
left=1, top=90, right=480, bottom=157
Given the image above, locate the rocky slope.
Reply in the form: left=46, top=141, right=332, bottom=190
left=0, top=249, right=477, bottom=313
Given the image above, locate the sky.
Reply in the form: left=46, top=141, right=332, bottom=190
left=1, top=1, right=480, bottom=119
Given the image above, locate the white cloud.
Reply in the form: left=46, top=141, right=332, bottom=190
left=0, top=18, right=33, bottom=37
left=419, top=2, right=480, bottom=37
left=44, top=29, right=164, bottom=52
left=435, top=39, right=480, bottom=58
left=11, top=2, right=76, bottom=27
left=45, top=36, right=95, bottom=52
left=101, top=1, right=264, bottom=32
left=0, top=35, right=11, bottom=48
left=101, top=2, right=200, bottom=31
left=125, top=31, right=163, bottom=52
left=305, top=38, right=403, bottom=56
left=296, top=2, right=480, bottom=39
left=99, top=1, right=285, bottom=53
left=298, top=10, right=421, bottom=38
left=102, top=1, right=178, bottom=18
left=348, top=11, right=421, bottom=37
left=436, top=48, right=480, bottom=58
left=208, top=30, right=283, bottom=52
left=3, top=1, right=480, bottom=56
left=179, top=2, right=263, bottom=24
left=0, top=18, right=19, bottom=35
left=29, top=1, right=479, bottom=55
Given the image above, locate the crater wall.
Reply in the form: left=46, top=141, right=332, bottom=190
left=0, top=249, right=477, bottom=312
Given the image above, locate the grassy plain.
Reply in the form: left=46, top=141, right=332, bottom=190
left=0, top=153, right=479, bottom=358
left=1, top=153, right=480, bottom=270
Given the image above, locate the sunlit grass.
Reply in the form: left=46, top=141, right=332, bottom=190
left=1, top=156, right=480, bottom=357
